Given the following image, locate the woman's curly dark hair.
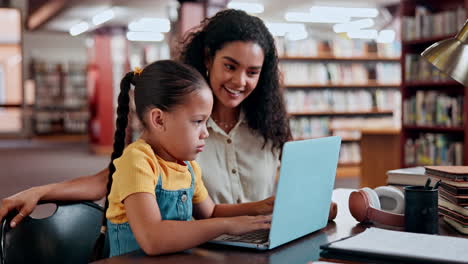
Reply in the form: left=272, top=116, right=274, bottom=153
left=179, top=9, right=291, bottom=150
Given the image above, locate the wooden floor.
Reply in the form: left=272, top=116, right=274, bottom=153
left=0, top=138, right=359, bottom=201
left=0, top=138, right=109, bottom=199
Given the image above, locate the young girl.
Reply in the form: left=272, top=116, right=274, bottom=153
left=102, top=60, right=272, bottom=257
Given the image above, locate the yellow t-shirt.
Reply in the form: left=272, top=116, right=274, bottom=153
left=106, top=139, right=209, bottom=224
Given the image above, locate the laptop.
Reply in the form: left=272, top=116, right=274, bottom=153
left=210, top=136, right=341, bottom=250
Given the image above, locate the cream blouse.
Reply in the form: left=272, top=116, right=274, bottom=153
left=196, top=112, right=280, bottom=204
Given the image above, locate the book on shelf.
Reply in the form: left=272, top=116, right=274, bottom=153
left=404, top=134, right=464, bottom=166
left=425, top=166, right=468, bottom=181
left=402, top=5, right=466, bottom=41
left=404, top=54, right=452, bottom=82
left=289, top=116, right=395, bottom=140
left=402, top=90, right=463, bottom=127
left=275, top=37, right=401, bottom=58
left=285, top=89, right=400, bottom=113
left=280, top=62, right=401, bottom=86
left=386, top=166, right=428, bottom=186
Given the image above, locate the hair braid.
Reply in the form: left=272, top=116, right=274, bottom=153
left=90, top=71, right=133, bottom=261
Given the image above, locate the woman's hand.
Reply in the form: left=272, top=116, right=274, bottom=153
left=210, top=196, right=275, bottom=218
left=224, top=215, right=271, bottom=236
left=0, top=186, right=47, bottom=228
left=328, top=201, right=338, bottom=221
left=253, top=196, right=275, bottom=215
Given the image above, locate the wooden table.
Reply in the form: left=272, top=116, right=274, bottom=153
left=92, top=189, right=467, bottom=264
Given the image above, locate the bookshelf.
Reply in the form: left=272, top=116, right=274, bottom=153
left=400, top=0, right=468, bottom=167
left=279, top=56, right=400, bottom=62
left=278, top=38, right=402, bottom=177
left=30, top=60, right=89, bottom=135
left=286, top=83, right=400, bottom=89
left=289, top=109, right=393, bottom=116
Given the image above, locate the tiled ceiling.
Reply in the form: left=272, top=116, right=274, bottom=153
left=41, top=0, right=401, bottom=33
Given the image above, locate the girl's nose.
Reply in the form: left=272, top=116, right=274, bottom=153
left=200, top=125, right=209, bottom=139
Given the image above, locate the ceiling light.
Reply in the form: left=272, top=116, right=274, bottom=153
left=347, top=29, right=378, bottom=39
left=285, top=12, right=350, bottom=23
left=126, top=31, right=164, bottom=42
left=310, top=6, right=379, bottom=18
left=333, top=18, right=374, bottom=33
left=376, top=30, right=396, bottom=43
left=266, top=22, right=306, bottom=37
left=227, top=2, right=264, bottom=14
left=128, top=18, right=170, bottom=32
left=69, top=22, right=89, bottom=36
left=92, top=9, right=115, bottom=26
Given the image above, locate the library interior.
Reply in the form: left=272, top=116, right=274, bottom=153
left=1, top=0, right=468, bottom=263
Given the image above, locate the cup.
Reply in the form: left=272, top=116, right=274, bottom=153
left=404, top=186, right=438, bottom=234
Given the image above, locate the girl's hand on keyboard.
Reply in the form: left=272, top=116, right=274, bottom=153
left=224, top=215, right=271, bottom=235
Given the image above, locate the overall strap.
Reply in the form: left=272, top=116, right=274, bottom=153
left=184, top=161, right=196, bottom=187
left=155, top=172, right=163, bottom=187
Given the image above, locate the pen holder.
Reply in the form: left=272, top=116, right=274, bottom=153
left=404, top=186, right=438, bottom=234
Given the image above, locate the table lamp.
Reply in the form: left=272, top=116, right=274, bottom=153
left=421, top=20, right=468, bottom=86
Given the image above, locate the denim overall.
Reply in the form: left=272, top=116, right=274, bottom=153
left=107, top=162, right=195, bottom=257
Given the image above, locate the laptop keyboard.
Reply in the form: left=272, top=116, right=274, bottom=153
left=219, top=229, right=269, bottom=244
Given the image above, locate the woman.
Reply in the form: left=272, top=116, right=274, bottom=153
left=1, top=10, right=335, bottom=227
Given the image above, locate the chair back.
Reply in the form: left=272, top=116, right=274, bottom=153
left=1, top=201, right=106, bottom=264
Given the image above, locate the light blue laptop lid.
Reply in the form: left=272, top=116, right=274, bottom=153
left=269, top=136, right=341, bottom=249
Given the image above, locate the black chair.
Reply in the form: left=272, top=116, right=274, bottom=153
left=0, top=201, right=107, bottom=264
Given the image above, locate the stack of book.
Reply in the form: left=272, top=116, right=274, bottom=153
left=386, top=166, right=426, bottom=186
left=425, top=166, right=468, bottom=234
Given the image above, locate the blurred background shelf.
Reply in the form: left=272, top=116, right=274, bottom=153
left=400, top=0, right=468, bottom=167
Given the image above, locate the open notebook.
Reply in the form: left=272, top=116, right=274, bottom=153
left=321, top=227, right=468, bottom=263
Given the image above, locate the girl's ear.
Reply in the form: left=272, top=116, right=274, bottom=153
left=148, top=108, right=166, bottom=131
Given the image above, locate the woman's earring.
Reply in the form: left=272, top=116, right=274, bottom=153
left=206, top=69, right=209, bottom=78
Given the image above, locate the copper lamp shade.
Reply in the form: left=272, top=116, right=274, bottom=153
left=421, top=20, right=468, bottom=86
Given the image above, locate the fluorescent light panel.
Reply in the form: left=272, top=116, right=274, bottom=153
left=266, top=22, right=306, bottom=37
left=310, top=6, right=378, bottom=18
left=128, top=18, right=170, bottom=32
left=227, top=2, right=264, bottom=13
left=285, top=12, right=350, bottom=23
left=69, top=22, right=89, bottom=36
left=333, top=18, right=374, bottom=33
left=92, top=9, right=115, bottom=26
left=126, top=31, right=164, bottom=42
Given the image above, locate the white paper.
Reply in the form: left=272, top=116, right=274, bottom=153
left=329, top=227, right=468, bottom=263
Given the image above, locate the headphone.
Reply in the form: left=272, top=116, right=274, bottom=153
left=349, top=186, right=405, bottom=227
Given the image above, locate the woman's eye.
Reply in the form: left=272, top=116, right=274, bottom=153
left=248, top=71, right=260, bottom=76
left=225, top=64, right=235, bottom=70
